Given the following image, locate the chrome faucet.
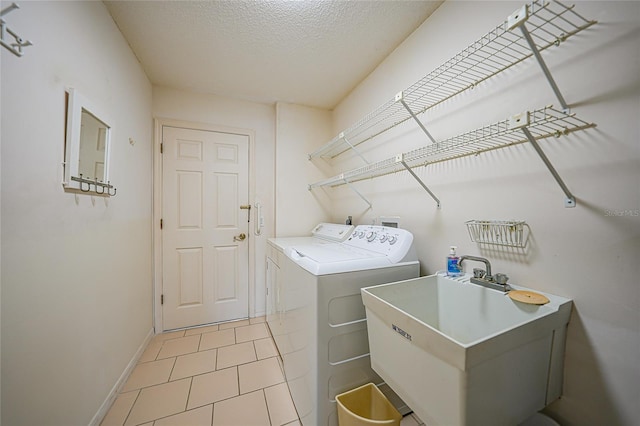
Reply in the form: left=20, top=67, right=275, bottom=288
left=458, top=255, right=492, bottom=280
left=458, top=255, right=512, bottom=292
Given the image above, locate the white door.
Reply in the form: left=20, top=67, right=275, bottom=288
left=162, top=125, right=249, bottom=330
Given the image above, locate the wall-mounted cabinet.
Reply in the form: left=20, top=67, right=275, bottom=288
left=308, top=0, right=597, bottom=208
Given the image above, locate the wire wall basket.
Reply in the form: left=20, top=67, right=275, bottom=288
left=466, top=220, right=528, bottom=248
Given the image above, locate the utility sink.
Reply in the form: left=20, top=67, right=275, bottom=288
left=361, top=274, right=572, bottom=426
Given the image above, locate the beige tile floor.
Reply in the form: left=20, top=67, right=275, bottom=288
left=101, top=316, right=424, bottom=426
left=101, top=317, right=300, bottom=426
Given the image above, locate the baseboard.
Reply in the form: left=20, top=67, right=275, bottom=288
left=89, top=328, right=154, bottom=426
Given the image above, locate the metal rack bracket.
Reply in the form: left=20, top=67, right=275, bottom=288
left=1, top=3, right=32, bottom=57
left=308, top=173, right=372, bottom=209
left=396, top=91, right=437, bottom=144
left=396, top=154, right=441, bottom=208
left=508, top=4, right=570, bottom=113
left=524, top=129, right=575, bottom=207
left=340, top=132, right=370, bottom=165
left=509, top=111, right=576, bottom=207
left=343, top=175, right=372, bottom=209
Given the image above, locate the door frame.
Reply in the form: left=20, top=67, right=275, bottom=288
left=153, top=117, right=256, bottom=332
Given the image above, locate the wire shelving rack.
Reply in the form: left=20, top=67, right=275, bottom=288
left=309, top=106, right=594, bottom=188
left=308, top=0, right=596, bottom=161
left=308, top=106, right=596, bottom=207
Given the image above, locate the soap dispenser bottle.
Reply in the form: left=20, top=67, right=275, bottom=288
left=447, top=246, right=462, bottom=277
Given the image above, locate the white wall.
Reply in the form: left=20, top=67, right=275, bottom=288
left=0, top=37, right=3, bottom=424
left=1, top=2, right=153, bottom=425
left=2, top=1, right=636, bottom=424
left=153, top=86, right=276, bottom=318
left=275, top=103, right=333, bottom=236
left=323, top=1, right=639, bottom=425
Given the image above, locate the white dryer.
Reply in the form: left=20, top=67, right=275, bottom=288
left=268, top=225, right=420, bottom=426
left=266, top=223, right=354, bottom=375
left=268, top=222, right=354, bottom=254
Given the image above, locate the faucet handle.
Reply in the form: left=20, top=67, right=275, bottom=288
left=473, top=268, right=485, bottom=278
left=494, top=273, right=509, bottom=285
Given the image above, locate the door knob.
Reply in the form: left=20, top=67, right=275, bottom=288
left=234, top=233, right=246, bottom=242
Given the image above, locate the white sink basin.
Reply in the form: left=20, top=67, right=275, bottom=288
left=361, top=274, right=572, bottom=426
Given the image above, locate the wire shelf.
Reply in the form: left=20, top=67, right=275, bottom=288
left=466, top=220, right=528, bottom=248
left=308, top=0, right=596, bottom=161
left=308, top=105, right=596, bottom=189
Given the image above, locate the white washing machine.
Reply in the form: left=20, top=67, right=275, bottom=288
left=267, top=225, right=420, bottom=426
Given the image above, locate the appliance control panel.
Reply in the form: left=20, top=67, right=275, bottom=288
left=311, top=223, right=354, bottom=242
left=345, top=225, right=415, bottom=263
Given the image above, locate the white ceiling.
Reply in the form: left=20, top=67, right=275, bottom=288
left=104, top=0, right=443, bottom=109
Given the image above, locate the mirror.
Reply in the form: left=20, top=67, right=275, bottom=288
left=64, top=88, right=112, bottom=194
left=78, top=110, right=108, bottom=180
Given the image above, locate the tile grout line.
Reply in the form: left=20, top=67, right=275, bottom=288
left=210, top=400, right=215, bottom=426
left=233, top=324, right=239, bottom=345
left=109, top=319, right=291, bottom=426
left=252, top=338, right=259, bottom=361
left=236, top=351, right=242, bottom=397
left=167, top=356, right=177, bottom=383
left=183, top=376, right=193, bottom=421
left=262, top=388, right=274, bottom=426
left=196, top=330, right=204, bottom=352
left=184, top=366, right=240, bottom=413
left=134, top=378, right=197, bottom=426
left=120, top=389, right=141, bottom=426
left=118, top=348, right=194, bottom=424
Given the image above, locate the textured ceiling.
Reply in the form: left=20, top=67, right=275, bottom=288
left=104, top=0, right=443, bottom=109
